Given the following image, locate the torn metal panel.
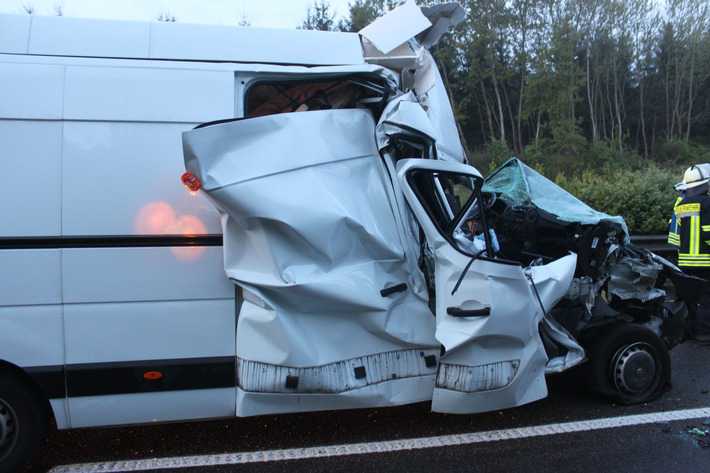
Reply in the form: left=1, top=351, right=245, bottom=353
left=375, top=80, right=465, bottom=163
left=360, top=2, right=466, bottom=162
left=526, top=257, right=586, bottom=373
left=436, top=360, right=519, bottom=393
left=412, top=49, right=465, bottom=161
left=541, top=317, right=586, bottom=374
left=237, top=349, right=439, bottom=394
left=608, top=255, right=665, bottom=302
left=419, top=3, right=466, bottom=49
left=395, top=158, right=577, bottom=414
left=359, top=1, right=432, bottom=55
left=184, top=109, right=439, bottom=415
left=376, top=92, right=436, bottom=150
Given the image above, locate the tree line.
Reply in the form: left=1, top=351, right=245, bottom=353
left=303, top=0, right=710, bottom=173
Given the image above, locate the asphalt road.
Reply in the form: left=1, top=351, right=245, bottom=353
left=35, top=341, right=710, bottom=473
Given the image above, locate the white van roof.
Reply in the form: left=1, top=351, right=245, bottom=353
left=0, top=14, right=365, bottom=66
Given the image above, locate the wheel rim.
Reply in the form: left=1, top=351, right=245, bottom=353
left=0, top=397, right=19, bottom=462
left=611, top=342, right=658, bottom=395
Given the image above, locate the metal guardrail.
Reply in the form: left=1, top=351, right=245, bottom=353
left=630, top=234, right=674, bottom=257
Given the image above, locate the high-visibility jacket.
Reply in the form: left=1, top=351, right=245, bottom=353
left=672, top=194, right=710, bottom=269
left=668, top=196, right=682, bottom=246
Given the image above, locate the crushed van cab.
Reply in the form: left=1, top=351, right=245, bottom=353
left=182, top=2, right=697, bottom=417
left=0, top=2, right=701, bottom=471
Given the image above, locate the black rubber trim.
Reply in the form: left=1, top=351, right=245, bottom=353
left=0, top=235, right=223, bottom=250
left=193, top=116, right=249, bottom=129
left=380, top=283, right=407, bottom=297
left=25, top=365, right=65, bottom=399
left=446, top=307, right=491, bottom=317
left=65, top=356, right=235, bottom=397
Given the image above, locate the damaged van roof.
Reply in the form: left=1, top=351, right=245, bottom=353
left=0, top=13, right=364, bottom=65
left=0, top=1, right=464, bottom=67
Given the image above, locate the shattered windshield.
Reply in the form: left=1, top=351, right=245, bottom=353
left=483, top=158, right=628, bottom=236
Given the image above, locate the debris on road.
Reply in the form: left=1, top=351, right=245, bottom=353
left=684, top=423, right=710, bottom=448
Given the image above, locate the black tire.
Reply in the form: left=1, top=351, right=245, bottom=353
left=586, top=324, right=670, bottom=405
left=0, top=371, right=48, bottom=473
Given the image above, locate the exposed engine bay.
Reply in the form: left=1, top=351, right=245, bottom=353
left=482, top=159, right=702, bottom=366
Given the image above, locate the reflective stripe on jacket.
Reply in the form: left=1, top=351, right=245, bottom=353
left=675, top=194, right=710, bottom=268
left=668, top=196, right=682, bottom=246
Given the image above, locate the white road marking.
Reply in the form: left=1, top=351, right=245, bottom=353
left=49, top=406, right=710, bottom=473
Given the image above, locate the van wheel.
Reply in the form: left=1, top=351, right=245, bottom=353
left=587, top=324, right=670, bottom=405
left=0, top=372, right=48, bottom=473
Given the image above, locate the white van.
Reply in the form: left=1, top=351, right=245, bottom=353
left=0, top=3, right=696, bottom=471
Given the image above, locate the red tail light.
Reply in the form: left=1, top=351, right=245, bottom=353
left=181, top=172, right=202, bottom=192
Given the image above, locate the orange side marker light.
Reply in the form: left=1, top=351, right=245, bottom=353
left=181, top=172, right=202, bottom=192
left=143, top=371, right=164, bottom=381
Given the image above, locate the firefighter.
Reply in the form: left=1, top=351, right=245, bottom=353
left=672, top=164, right=710, bottom=340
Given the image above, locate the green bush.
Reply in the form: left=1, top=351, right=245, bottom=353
left=654, top=140, right=710, bottom=167
left=555, top=165, right=678, bottom=234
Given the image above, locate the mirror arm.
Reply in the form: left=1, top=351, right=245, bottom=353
left=451, top=249, right=487, bottom=296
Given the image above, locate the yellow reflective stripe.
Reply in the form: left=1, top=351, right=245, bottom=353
left=694, top=216, right=701, bottom=254
left=678, top=262, right=710, bottom=267
left=688, top=217, right=698, bottom=255
left=676, top=203, right=701, bottom=213
left=677, top=253, right=710, bottom=259
left=703, top=225, right=710, bottom=232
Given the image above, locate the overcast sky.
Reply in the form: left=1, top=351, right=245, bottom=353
left=0, top=0, right=353, bottom=29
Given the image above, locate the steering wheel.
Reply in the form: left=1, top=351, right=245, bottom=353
left=482, top=191, right=497, bottom=210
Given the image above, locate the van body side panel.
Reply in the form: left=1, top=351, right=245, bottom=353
left=0, top=60, right=68, bottom=425
left=0, top=54, right=239, bottom=428
left=68, top=389, right=236, bottom=428
left=61, top=122, right=222, bottom=237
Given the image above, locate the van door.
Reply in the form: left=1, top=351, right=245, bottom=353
left=183, top=108, right=440, bottom=417
left=395, top=159, right=576, bottom=414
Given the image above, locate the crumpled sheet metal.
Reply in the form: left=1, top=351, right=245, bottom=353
left=413, top=48, right=465, bottom=162
left=358, top=2, right=466, bottom=163
left=183, top=109, right=438, bottom=413
left=430, top=254, right=577, bottom=414
left=376, top=92, right=436, bottom=149
left=359, top=1, right=464, bottom=55
left=608, top=255, right=665, bottom=302
left=541, top=317, right=586, bottom=373
left=376, top=88, right=465, bottom=163
left=419, top=3, right=466, bottom=49
left=359, top=1, right=432, bottom=55
left=527, top=256, right=585, bottom=373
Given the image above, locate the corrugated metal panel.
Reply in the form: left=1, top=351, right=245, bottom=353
left=238, top=349, right=439, bottom=394
left=436, top=360, right=520, bottom=393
